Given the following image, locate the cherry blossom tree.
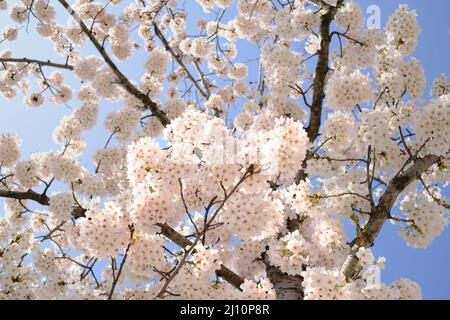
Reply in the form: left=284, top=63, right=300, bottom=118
left=0, top=0, right=448, bottom=300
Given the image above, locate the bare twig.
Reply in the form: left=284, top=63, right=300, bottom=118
left=0, top=58, right=73, bottom=70
left=107, top=224, right=135, bottom=300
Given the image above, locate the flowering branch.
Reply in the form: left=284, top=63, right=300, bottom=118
left=156, top=166, right=258, bottom=297
left=153, top=23, right=209, bottom=99
left=108, top=224, right=135, bottom=300
left=56, top=0, right=170, bottom=126
left=418, top=176, right=450, bottom=210
left=341, top=153, right=442, bottom=279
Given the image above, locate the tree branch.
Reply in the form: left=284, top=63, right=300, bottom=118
left=0, top=188, right=50, bottom=205
left=108, top=224, right=135, bottom=300
left=0, top=182, right=245, bottom=293
left=57, top=0, right=170, bottom=126
left=0, top=58, right=74, bottom=70
left=156, top=166, right=257, bottom=297
left=305, top=0, right=344, bottom=143
left=156, top=222, right=244, bottom=293
left=341, top=154, right=442, bottom=279
left=153, top=23, right=209, bottom=99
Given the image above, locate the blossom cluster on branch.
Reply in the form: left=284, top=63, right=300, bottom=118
left=0, top=0, right=449, bottom=300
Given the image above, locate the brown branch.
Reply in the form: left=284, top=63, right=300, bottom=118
left=157, top=222, right=192, bottom=248
left=290, top=84, right=312, bottom=109
left=366, top=145, right=375, bottom=208
left=178, top=178, right=200, bottom=236
left=0, top=58, right=74, bottom=70
left=0, top=189, right=50, bottom=205
left=294, top=0, right=344, bottom=182
left=94, top=128, right=119, bottom=174
left=305, top=0, right=344, bottom=143
left=156, top=222, right=244, bottom=292
left=311, top=191, right=371, bottom=202
left=0, top=187, right=87, bottom=218
left=398, top=126, right=414, bottom=159
left=57, top=0, right=170, bottom=126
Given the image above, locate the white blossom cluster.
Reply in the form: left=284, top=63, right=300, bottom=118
left=0, top=0, right=448, bottom=301
left=48, top=192, right=77, bottom=223
left=321, top=111, right=358, bottom=154
left=386, top=4, right=421, bottom=55
left=325, top=68, right=372, bottom=110
left=413, top=94, right=450, bottom=156
left=399, top=192, right=448, bottom=248
left=301, top=248, right=421, bottom=300
left=78, top=201, right=131, bottom=259
left=126, top=234, right=169, bottom=283
left=335, top=1, right=364, bottom=32
left=267, top=230, right=309, bottom=275
left=0, top=133, right=21, bottom=167
left=274, top=6, right=320, bottom=41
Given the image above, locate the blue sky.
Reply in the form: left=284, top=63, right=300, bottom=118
left=0, top=0, right=449, bottom=299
